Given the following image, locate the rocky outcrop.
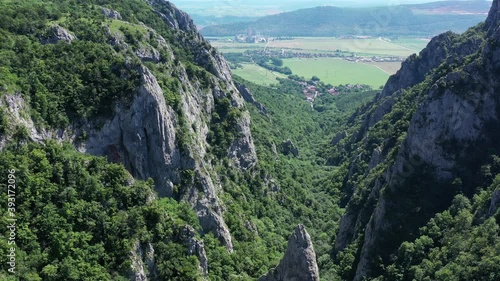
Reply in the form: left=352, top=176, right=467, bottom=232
left=0, top=94, right=79, bottom=149
left=486, top=0, right=500, bottom=32
left=177, top=225, right=209, bottom=278
left=361, top=27, right=483, bottom=130
left=228, top=112, right=258, bottom=170
left=101, top=7, right=122, bottom=19
left=330, top=131, right=346, bottom=146
left=129, top=241, right=156, bottom=281
left=81, top=1, right=257, bottom=253
left=264, top=175, right=280, bottom=193
left=258, top=225, right=319, bottom=281
left=81, top=64, right=235, bottom=250
left=488, top=189, right=500, bottom=217
left=84, top=66, right=181, bottom=197
left=148, top=0, right=198, bottom=34
left=281, top=139, right=299, bottom=157
left=41, top=25, right=76, bottom=44
left=237, top=84, right=268, bottom=115
left=148, top=0, right=236, bottom=83
left=135, top=43, right=161, bottom=62
left=335, top=3, right=497, bottom=255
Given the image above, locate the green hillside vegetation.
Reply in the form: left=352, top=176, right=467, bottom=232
left=0, top=141, right=202, bottom=280
left=0, top=0, right=230, bottom=128
left=381, top=189, right=500, bottom=281
left=327, top=21, right=500, bottom=280
left=1, top=0, right=499, bottom=280
left=231, top=76, right=378, bottom=279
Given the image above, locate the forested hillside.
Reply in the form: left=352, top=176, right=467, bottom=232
left=201, top=4, right=488, bottom=37
left=329, top=0, right=500, bottom=280
left=0, top=0, right=499, bottom=280
left=0, top=0, right=377, bottom=280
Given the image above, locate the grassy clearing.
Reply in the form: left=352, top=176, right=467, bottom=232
left=109, top=19, right=147, bottom=36
left=231, top=63, right=287, bottom=85
left=282, top=58, right=389, bottom=88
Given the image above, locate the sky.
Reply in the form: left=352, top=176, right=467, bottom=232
left=170, top=0, right=491, bottom=16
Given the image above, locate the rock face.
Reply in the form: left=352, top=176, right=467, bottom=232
left=334, top=1, right=500, bottom=280
left=330, top=131, right=346, bottom=146
left=281, top=139, right=299, bottom=157
left=149, top=0, right=198, bottom=33
left=259, top=225, right=320, bottom=281
left=41, top=25, right=76, bottom=44
left=135, top=43, right=161, bottom=62
left=237, top=84, right=268, bottom=115
left=228, top=111, right=258, bottom=170
left=1, top=0, right=258, bottom=259
left=84, top=66, right=181, bottom=197
left=488, top=189, right=500, bottom=217
left=101, top=7, right=122, bottom=19
left=129, top=241, right=156, bottom=281
left=82, top=63, right=238, bottom=251
left=177, top=225, right=209, bottom=278
left=87, top=1, right=257, bottom=254
left=486, top=0, right=500, bottom=31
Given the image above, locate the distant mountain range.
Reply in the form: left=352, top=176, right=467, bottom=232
left=191, top=14, right=258, bottom=29
left=200, top=1, right=491, bottom=37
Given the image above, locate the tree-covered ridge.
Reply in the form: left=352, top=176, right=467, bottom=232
left=0, top=0, right=220, bottom=129
left=0, top=141, right=202, bottom=281
left=200, top=5, right=487, bottom=37
left=328, top=2, right=500, bottom=279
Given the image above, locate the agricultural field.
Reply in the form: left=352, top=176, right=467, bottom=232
left=211, top=37, right=429, bottom=88
left=209, top=39, right=267, bottom=53
left=267, top=37, right=416, bottom=56
left=282, top=58, right=390, bottom=88
left=211, top=37, right=424, bottom=57
left=367, top=61, right=404, bottom=75
left=382, top=38, right=431, bottom=53
left=231, top=63, right=287, bottom=85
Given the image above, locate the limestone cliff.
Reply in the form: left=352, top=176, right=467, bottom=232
left=333, top=1, right=500, bottom=280
left=258, top=225, right=320, bottom=281
left=0, top=0, right=258, bottom=275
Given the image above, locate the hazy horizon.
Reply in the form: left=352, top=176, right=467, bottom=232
left=170, top=0, right=493, bottom=17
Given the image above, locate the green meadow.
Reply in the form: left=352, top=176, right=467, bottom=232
left=282, top=58, right=390, bottom=88
left=231, top=63, right=287, bottom=85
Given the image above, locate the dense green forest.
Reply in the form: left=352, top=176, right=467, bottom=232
left=1, top=0, right=499, bottom=280
left=0, top=141, right=203, bottom=280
